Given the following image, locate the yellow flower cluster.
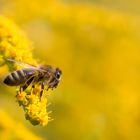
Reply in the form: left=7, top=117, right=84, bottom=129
left=0, top=15, right=37, bottom=70
left=16, top=85, right=50, bottom=126
left=0, top=15, right=50, bottom=126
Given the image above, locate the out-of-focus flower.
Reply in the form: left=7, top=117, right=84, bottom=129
left=0, top=15, right=50, bottom=126
left=0, top=110, right=42, bottom=140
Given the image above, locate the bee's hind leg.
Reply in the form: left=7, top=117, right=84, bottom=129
left=22, top=83, right=30, bottom=91
left=21, top=77, right=34, bottom=91
left=19, top=86, right=22, bottom=92
left=31, top=84, right=35, bottom=93
left=40, top=82, right=44, bottom=98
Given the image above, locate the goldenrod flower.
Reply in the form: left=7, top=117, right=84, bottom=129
left=17, top=85, right=50, bottom=126
left=0, top=15, right=37, bottom=70
left=0, top=15, right=51, bottom=126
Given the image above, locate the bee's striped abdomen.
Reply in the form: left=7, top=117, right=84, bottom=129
left=3, top=70, right=26, bottom=86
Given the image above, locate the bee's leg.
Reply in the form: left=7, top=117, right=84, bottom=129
left=31, top=84, right=35, bottom=90
left=47, top=85, right=51, bottom=91
left=40, top=82, right=44, bottom=98
left=47, top=87, right=49, bottom=91
left=22, top=77, right=34, bottom=91
left=31, top=84, right=35, bottom=93
left=19, top=86, right=22, bottom=92
left=22, top=84, right=28, bottom=91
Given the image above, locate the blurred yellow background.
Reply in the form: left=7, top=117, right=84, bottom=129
left=0, top=0, right=140, bottom=140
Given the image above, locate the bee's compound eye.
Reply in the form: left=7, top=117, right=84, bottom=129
left=56, top=72, right=60, bottom=79
left=55, top=68, right=62, bottom=79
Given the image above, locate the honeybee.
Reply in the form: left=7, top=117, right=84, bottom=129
left=3, top=59, right=62, bottom=96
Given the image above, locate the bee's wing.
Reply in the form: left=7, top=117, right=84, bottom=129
left=6, top=58, right=46, bottom=72
left=6, top=58, right=37, bottom=68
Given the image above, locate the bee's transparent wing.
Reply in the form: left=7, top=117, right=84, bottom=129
left=6, top=58, right=36, bottom=68
left=6, top=58, right=46, bottom=72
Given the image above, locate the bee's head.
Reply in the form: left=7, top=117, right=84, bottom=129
left=47, top=68, right=62, bottom=90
